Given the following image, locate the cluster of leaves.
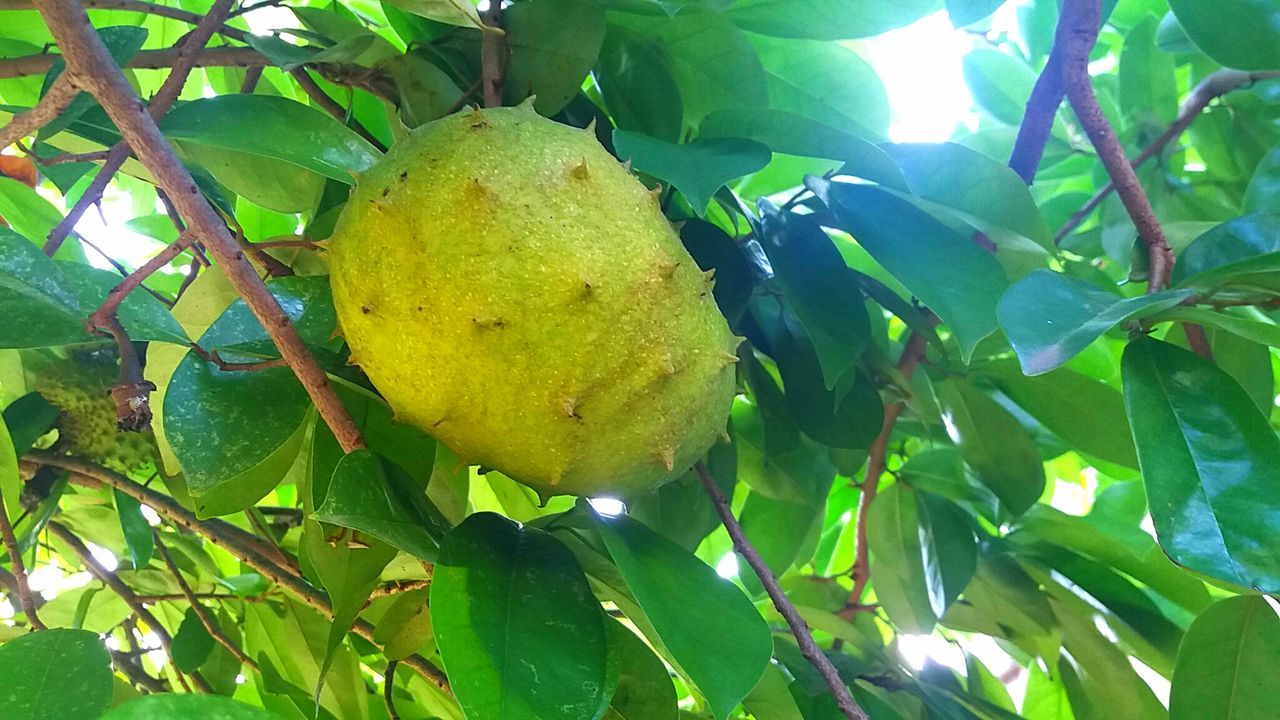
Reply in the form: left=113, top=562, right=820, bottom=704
left=1, top=0, right=1280, bottom=719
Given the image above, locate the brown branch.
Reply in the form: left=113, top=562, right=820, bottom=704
left=0, top=492, right=46, bottom=630
left=1061, top=0, right=1172, bottom=291
left=1008, top=45, right=1065, bottom=183
left=134, top=592, right=268, bottom=602
left=154, top=532, right=260, bottom=671
left=289, top=68, right=387, bottom=153
left=695, top=462, right=869, bottom=720
left=37, top=0, right=365, bottom=453
left=0, top=0, right=249, bottom=40
left=1055, top=68, right=1280, bottom=244
left=48, top=520, right=214, bottom=693
left=44, top=0, right=236, bottom=256
left=368, top=578, right=431, bottom=602
left=384, top=660, right=402, bottom=720
left=481, top=5, right=505, bottom=108
left=25, top=452, right=449, bottom=691
left=188, top=342, right=289, bottom=372
left=0, top=45, right=268, bottom=80
left=0, top=74, right=80, bottom=149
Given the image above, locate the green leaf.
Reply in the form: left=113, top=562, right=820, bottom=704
left=1169, top=595, right=1280, bottom=720
left=1154, top=306, right=1280, bottom=349
left=882, top=142, right=1054, bottom=251
left=1167, top=0, right=1280, bottom=70
left=112, top=488, right=155, bottom=569
left=0, top=178, right=70, bottom=257
left=937, top=377, right=1045, bottom=516
left=918, top=492, right=978, bottom=618
left=699, top=108, right=908, bottom=191
left=39, top=26, right=147, bottom=140
left=613, top=130, right=771, bottom=215
left=742, top=663, right=805, bottom=720
left=1122, top=337, right=1280, bottom=591
left=726, top=0, right=941, bottom=39
left=962, top=48, right=1038, bottom=125
left=1117, top=15, right=1177, bottom=125
left=811, top=180, right=1007, bottom=361
left=0, top=629, right=113, bottom=720
left=593, top=511, right=771, bottom=720
left=1172, top=212, right=1280, bottom=292
left=313, top=448, right=449, bottom=562
left=171, top=607, right=216, bottom=673
left=382, top=54, right=463, bottom=128
left=160, top=95, right=381, bottom=185
left=867, top=482, right=937, bottom=633
left=0, top=407, right=21, bottom=518
left=596, top=25, right=683, bottom=142
left=604, top=617, right=679, bottom=720
left=998, top=270, right=1194, bottom=375
left=946, top=0, right=1006, bottom=26
left=980, top=360, right=1139, bottom=467
left=433, top=512, right=609, bottom=720
left=749, top=34, right=888, bottom=138
left=101, top=695, right=284, bottom=719
left=1244, top=146, right=1280, bottom=213
left=502, top=0, right=606, bottom=115
left=372, top=588, right=433, bottom=660
left=380, top=0, right=492, bottom=32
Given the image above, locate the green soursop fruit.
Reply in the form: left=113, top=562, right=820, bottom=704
left=26, top=350, right=156, bottom=475
left=328, top=106, right=738, bottom=499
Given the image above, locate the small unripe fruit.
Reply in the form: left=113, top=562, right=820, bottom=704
left=328, top=106, right=737, bottom=498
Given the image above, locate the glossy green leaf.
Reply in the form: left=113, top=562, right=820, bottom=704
left=502, top=0, right=606, bottom=114
left=998, top=270, right=1194, bottom=375
left=1172, top=212, right=1280, bottom=292
left=1169, top=596, right=1280, bottom=720
left=613, top=130, right=770, bottom=215
left=380, top=0, right=490, bottom=31
left=313, top=448, right=449, bottom=562
left=812, top=180, right=1007, bottom=361
left=1167, top=0, right=1280, bottom=70
left=749, top=34, right=889, bottom=137
left=171, top=607, right=215, bottom=673
left=918, top=492, right=978, bottom=617
left=1244, top=146, right=1280, bottom=213
left=1122, top=337, right=1280, bottom=591
left=433, top=512, right=609, bottom=720
left=1156, top=306, right=1280, bottom=349
left=597, top=26, right=684, bottom=142
left=882, top=142, right=1053, bottom=250
left=0, top=629, right=112, bottom=720
left=594, top=511, right=771, bottom=720
left=101, top=695, right=284, bottom=719
left=604, top=618, right=679, bottom=720
left=112, top=488, right=154, bottom=569
left=981, top=360, right=1138, bottom=467
left=160, top=95, right=381, bottom=184
left=0, top=179, right=69, bottom=257
left=727, top=0, right=941, bottom=39
left=937, top=378, right=1045, bottom=516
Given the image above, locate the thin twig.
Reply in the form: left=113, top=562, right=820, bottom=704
left=188, top=342, right=289, bottom=372
left=239, top=65, right=264, bottom=93
left=1055, top=68, right=1280, bottom=243
left=48, top=520, right=214, bottom=693
left=37, top=0, right=365, bottom=453
left=368, top=578, right=431, bottom=602
left=1008, top=45, right=1065, bottom=183
left=0, top=45, right=268, bottom=80
left=695, top=462, right=868, bottom=720
left=44, top=0, right=237, bottom=256
left=481, top=4, right=504, bottom=108
left=384, top=660, right=402, bottom=720
left=0, top=492, right=46, bottom=630
left=25, top=452, right=449, bottom=691
left=1061, top=0, right=1172, bottom=291
left=0, top=74, right=80, bottom=149
left=154, top=532, right=260, bottom=670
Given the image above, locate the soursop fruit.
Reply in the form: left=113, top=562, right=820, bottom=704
left=328, top=105, right=738, bottom=499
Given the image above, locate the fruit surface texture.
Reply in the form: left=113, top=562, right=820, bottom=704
left=328, top=106, right=737, bottom=498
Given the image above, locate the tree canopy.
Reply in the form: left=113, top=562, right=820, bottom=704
left=1, top=0, right=1279, bottom=719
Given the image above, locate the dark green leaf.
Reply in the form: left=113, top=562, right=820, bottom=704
left=1167, top=0, right=1280, bottom=70
left=502, top=0, right=606, bottom=114
left=597, top=26, right=684, bottom=142
left=604, top=617, right=679, bottom=720
left=3, top=391, right=59, bottom=456
left=101, top=695, right=284, bottom=719
left=171, top=607, right=216, bottom=673
left=0, top=629, right=112, bottom=720
left=998, top=270, right=1194, bottom=375
left=160, top=95, right=381, bottom=184
left=383, top=54, right=463, bottom=128
left=594, top=511, right=771, bottom=720
left=918, top=492, right=978, bottom=618
left=937, top=378, right=1045, bottom=516
left=1169, top=595, right=1280, bottom=720
left=613, top=130, right=771, bottom=215
left=433, top=512, right=609, bottom=720
left=313, top=448, right=449, bottom=562
left=812, top=180, right=1007, bottom=361
left=1122, top=337, right=1280, bottom=591
left=113, top=488, right=154, bottom=569
left=1172, top=212, right=1280, bottom=292
left=726, top=0, right=941, bottom=39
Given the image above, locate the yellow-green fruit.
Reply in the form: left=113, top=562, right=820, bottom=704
left=328, top=106, right=738, bottom=499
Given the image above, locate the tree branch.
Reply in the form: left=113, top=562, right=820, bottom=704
left=48, top=520, right=213, bottom=692
left=1008, top=45, right=1065, bottom=183
left=0, top=492, right=46, bottom=630
left=0, top=73, right=79, bottom=150
left=0, top=45, right=268, bottom=80
left=1055, top=68, right=1280, bottom=243
left=481, top=5, right=504, bottom=108
left=35, top=0, right=365, bottom=452
left=695, top=462, right=869, bottom=720
left=25, top=452, right=450, bottom=692
left=384, top=660, right=402, bottom=720
left=154, top=532, right=260, bottom=671
left=1060, top=0, right=1173, bottom=292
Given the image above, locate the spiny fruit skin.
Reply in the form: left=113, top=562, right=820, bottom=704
left=27, top=351, right=157, bottom=475
left=328, top=105, right=738, bottom=499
